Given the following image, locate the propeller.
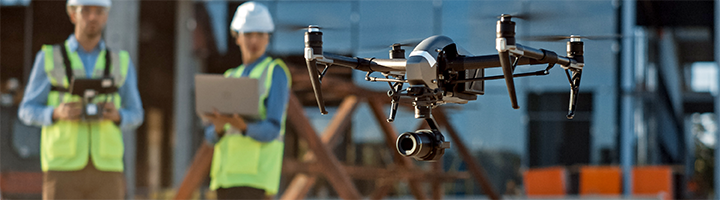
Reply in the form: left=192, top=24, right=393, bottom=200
left=276, top=23, right=346, bottom=32
left=474, top=12, right=546, bottom=23
left=390, top=40, right=423, bottom=48
left=497, top=13, right=532, bottom=20
left=358, top=38, right=424, bottom=53
left=519, top=34, right=622, bottom=42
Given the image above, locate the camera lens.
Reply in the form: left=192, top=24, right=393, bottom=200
left=396, top=129, right=446, bottom=161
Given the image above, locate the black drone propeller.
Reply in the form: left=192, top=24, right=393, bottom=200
left=276, top=23, right=345, bottom=32
left=475, top=12, right=549, bottom=23
left=361, top=38, right=424, bottom=50
left=520, top=34, right=622, bottom=41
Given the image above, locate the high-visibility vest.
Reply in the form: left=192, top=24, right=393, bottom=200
left=40, top=41, right=129, bottom=172
left=210, top=57, right=291, bottom=195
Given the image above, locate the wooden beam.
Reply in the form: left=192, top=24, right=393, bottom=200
left=416, top=119, right=430, bottom=130
left=432, top=108, right=501, bottom=200
left=369, top=179, right=394, bottom=200
left=317, top=95, right=359, bottom=152
left=280, top=174, right=317, bottom=200
left=173, top=142, right=214, bottom=200
left=281, top=95, right=359, bottom=200
left=285, top=94, right=362, bottom=199
left=147, top=108, right=164, bottom=194
left=282, top=159, right=470, bottom=181
left=367, top=98, right=428, bottom=200
left=432, top=160, right=444, bottom=199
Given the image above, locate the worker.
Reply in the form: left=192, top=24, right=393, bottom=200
left=202, top=1, right=291, bottom=199
left=17, top=0, right=144, bottom=199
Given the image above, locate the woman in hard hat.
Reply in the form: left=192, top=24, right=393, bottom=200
left=202, top=1, right=291, bottom=199
left=18, top=0, right=144, bottom=199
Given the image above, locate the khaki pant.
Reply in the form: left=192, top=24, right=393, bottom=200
left=43, top=163, right=124, bottom=200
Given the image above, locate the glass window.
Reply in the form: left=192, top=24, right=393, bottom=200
left=0, top=0, right=30, bottom=7
left=690, top=62, right=717, bottom=94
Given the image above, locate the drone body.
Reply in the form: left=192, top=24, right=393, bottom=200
left=304, top=15, right=585, bottom=161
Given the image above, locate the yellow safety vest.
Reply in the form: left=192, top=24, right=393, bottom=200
left=210, top=57, right=291, bottom=195
left=40, top=41, right=129, bottom=172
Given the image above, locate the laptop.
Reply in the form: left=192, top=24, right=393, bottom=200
left=194, top=74, right=261, bottom=119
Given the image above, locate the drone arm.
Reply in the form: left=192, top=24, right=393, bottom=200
left=447, top=55, right=543, bottom=71
left=448, top=46, right=580, bottom=71
left=516, top=44, right=581, bottom=70
left=322, top=52, right=406, bottom=72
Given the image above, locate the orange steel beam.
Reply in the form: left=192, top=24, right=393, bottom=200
left=432, top=108, right=501, bottom=200
left=285, top=94, right=362, bottom=199
left=281, top=95, right=359, bottom=200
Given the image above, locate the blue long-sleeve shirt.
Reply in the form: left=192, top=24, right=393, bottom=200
left=204, top=55, right=290, bottom=143
left=18, top=34, right=144, bottom=131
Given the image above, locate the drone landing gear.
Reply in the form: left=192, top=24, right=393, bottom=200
left=565, top=69, right=582, bottom=119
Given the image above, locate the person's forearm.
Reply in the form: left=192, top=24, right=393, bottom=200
left=244, top=120, right=281, bottom=142
left=117, top=61, right=145, bottom=130
left=18, top=104, right=55, bottom=126
left=243, top=65, right=290, bottom=142
left=18, top=51, right=55, bottom=127
left=118, top=108, right=143, bottom=129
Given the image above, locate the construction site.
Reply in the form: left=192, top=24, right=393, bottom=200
left=1, top=0, right=719, bottom=199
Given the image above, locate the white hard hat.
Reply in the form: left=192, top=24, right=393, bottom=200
left=67, top=0, right=111, bottom=7
left=230, top=1, right=274, bottom=33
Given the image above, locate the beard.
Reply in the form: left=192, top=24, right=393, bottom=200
left=81, top=23, right=104, bottom=38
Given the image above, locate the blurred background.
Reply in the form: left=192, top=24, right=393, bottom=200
left=1, top=0, right=718, bottom=199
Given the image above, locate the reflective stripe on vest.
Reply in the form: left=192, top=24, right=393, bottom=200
left=39, top=43, right=128, bottom=172
left=210, top=57, right=291, bottom=194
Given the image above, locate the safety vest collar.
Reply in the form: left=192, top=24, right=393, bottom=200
left=65, top=34, right=107, bottom=55
left=47, top=41, right=126, bottom=88
left=63, top=40, right=114, bottom=79
left=227, top=57, right=273, bottom=78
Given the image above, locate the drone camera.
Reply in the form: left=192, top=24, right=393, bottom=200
left=396, top=129, right=449, bottom=161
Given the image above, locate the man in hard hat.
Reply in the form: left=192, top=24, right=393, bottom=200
left=18, top=0, right=143, bottom=199
left=202, top=1, right=291, bottom=199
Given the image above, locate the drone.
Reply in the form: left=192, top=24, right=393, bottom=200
left=303, top=14, right=585, bottom=161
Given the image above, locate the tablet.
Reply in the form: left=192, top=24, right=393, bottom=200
left=69, top=78, right=116, bottom=96
left=194, top=74, right=261, bottom=119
